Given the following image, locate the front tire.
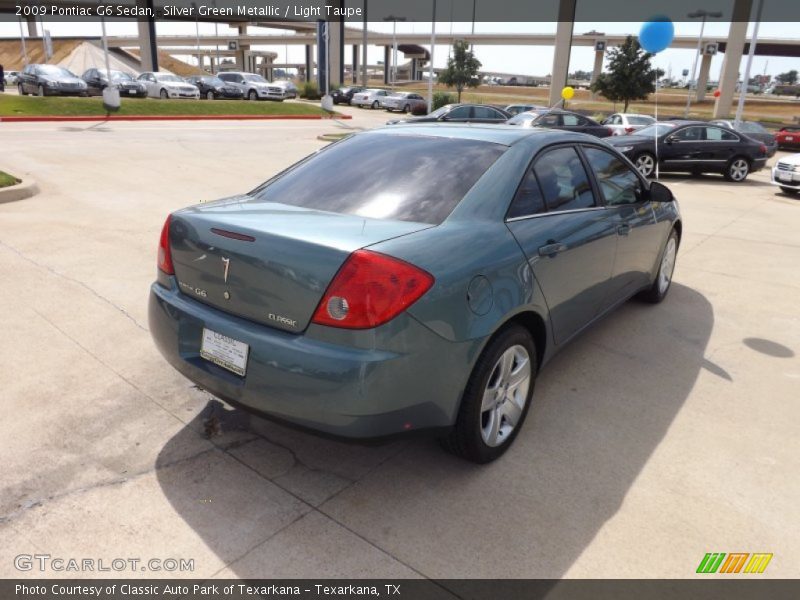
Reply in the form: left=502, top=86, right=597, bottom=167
left=441, top=324, right=537, bottom=464
left=18, top=83, right=26, bottom=96
left=37, top=84, right=45, bottom=97
left=402, top=103, right=411, bottom=113
left=159, top=88, right=168, bottom=99
left=248, top=89, right=258, bottom=101
left=725, top=157, right=750, bottom=182
left=371, top=100, right=379, bottom=109
left=634, top=152, right=656, bottom=178
left=638, top=229, right=679, bottom=303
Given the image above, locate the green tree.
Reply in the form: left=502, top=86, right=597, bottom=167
left=439, top=40, right=482, bottom=102
left=776, top=70, right=798, bottom=85
left=590, top=36, right=664, bottom=112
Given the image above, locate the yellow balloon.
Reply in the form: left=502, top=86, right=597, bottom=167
left=561, top=86, right=575, bottom=100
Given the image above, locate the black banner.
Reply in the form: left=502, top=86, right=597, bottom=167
left=3, top=580, right=800, bottom=600
left=3, top=0, right=800, bottom=23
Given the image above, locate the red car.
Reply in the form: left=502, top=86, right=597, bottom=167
left=775, top=127, right=800, bottom=150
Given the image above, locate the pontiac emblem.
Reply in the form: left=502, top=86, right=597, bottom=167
left=221, top=257, right=230, bottom=283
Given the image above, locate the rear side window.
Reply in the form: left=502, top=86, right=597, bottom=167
left=252, top=134, right=506, bottom=225
left=533, top=147, right=595, bottom=212
left=508, top=169, right=547, bottom=219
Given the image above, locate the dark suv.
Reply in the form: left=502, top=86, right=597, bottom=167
left=18, top=64, right=88, bottom=97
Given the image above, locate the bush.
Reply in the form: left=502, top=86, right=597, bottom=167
left=432, top=91, right=457, bottom=111
left=300, top=81, right=321, bottom=100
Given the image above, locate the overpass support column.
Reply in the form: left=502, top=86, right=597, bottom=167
left=136, top=0, right=158, bottom=72
left=325, top=1, right=344, bottom=88
left=383, top=46, right=391, bottom=85
left=696, top=52, right=713, bottom=101
left=713, top=0, right=751, bottom=118
left=26, top=16, right=37, bottom=37
left=235, top=23, right=250, bottom=71
left=352, top=45, right=359, bottom=83
left=590, top=45, right=604, bottom=100
left=548, top=0, right=576, bottom=107
left=305, top=45, right=313, bottom=83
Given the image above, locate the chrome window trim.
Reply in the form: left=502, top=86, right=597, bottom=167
left=506, top=206, right=607, bottom=223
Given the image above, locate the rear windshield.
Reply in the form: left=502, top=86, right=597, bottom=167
left=252, top=134, right=507, bottom=225
left=628, top=115, right=655, bottom=125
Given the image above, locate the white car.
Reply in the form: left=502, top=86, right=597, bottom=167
left=771, top=153, right=800, bottom=195
left=351, top=88, right=390, bottom=109
left=4, top=70, right=20, bottom=85
left=137, top=72, right=199, bottom=99
left=217, top=72, right=285, bottom=101
left=602, top=113, right=656, bottom=136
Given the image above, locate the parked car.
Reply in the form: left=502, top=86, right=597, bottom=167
left=331, top=86, right=364, bottom=105
left=387, top=103, right=510, bottom=125
left=351, top=88, right=390, bottom=109
left=136, top=72, right=199, bottom=99
left=606, top=120, right=768, bottom=181
left=149, top=125, right=681, bottom=463
left=185, top=75, right=244, bottom=100
left=17, top=64, right=88, bottom=96
left=771, top=153, right=800, bottom=194
left=217, top=72, right=284, bottom=101
left=710, top=119, right=777, bottom=157
left=4, top=70, right=20, bottom=85
left=505, top=110, right=550, bottom=127
left=505, top=103, right=548, bottom=116
left=272, top=80, right=297, bottom=99
left=602, top=113, right=656, bottom=136
left=381, top=92, right=427, bottom=114
left=81, top=68, right=146, bottom=98
left=775, top=126, right=800, bottom=150
left=525, top=109, right=613, bottom=138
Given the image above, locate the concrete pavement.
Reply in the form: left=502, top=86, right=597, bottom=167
left=1, top=108, right=798, bottom=580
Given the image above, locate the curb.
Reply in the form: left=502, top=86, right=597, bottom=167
left=0, top=178, right=39, bottom=204
left=0, top=114, right=351, bottom=123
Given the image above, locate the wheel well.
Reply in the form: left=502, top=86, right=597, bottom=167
left=505, top=311, right=547, bottom=369
left=672, top=219, right=682, bottom=244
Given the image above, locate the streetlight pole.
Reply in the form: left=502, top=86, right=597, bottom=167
left=735, top=0, right=764, bottom=127
left=213, top=1, right=220, bottom=74
left=684, top=9, right=722, bottom=117
left=17, top=16, right=28, bottom=67
left=191, top=3, right=201, bottom=70
left=427, top=0, right=436, bottom=113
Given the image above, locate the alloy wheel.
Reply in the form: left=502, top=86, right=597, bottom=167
left=480, top=345, right=531, bottom=447
left=729, top=159, right=749, bottom=181
left=658, top=237, right=677, bottom=294
left=635, top=154, right=655, bottom=178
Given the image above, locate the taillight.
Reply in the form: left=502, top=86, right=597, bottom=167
left=311, top=250, right=434, bottom=329
left=625, top=126, right=634, bottom=133
left=157, top=214, right=174, bottom=275
left=759, top=143, right=767, bottom=155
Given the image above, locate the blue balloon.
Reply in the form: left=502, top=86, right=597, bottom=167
left=639, top=18, right=675, bottom=54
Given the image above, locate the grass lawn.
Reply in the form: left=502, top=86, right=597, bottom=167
left=0, top=170, right=20, bottom=188
left=0, top=94, right=330, bottom=117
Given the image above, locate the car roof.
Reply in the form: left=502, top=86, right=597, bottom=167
left=364, top=123, right=597, bottom=147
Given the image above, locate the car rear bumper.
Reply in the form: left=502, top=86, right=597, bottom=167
left=149, top=279, right=479, bottom=439
left=752, top=157, right=768, bottom=171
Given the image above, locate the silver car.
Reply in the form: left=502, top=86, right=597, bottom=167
left=351, top=88, right=390, bottom=109
left=217, top=72, right=285, bottom=101
left=602, top=113, right=656, bottom=136
left=137, top=72, right=199, bottom=99
left=381, top=92, right=427, bottom=114
left=4, top=70, right=20, bottom=85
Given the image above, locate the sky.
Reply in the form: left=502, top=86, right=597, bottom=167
left=1, top=18, right=798, bottom=80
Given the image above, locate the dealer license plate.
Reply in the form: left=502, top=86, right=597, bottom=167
left=777, top=172, right=793, bottom=182
left=786, top=136, right=794, bottom=141
left=200, top=328, right=249, bottom=376
left=128, top=89, right=137, bottom=95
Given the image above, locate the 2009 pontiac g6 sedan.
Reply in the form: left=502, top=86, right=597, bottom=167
left=149, top=126, right=681, bottom=463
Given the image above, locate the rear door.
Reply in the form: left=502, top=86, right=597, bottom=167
left=505, top=145, right=618, bottom=345
left=702, top=125, right=741, bottom=165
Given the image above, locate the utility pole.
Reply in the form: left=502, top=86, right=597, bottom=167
left=427, top=0, right=436, bottom=113
left=735, top=0, right=764, bottom=127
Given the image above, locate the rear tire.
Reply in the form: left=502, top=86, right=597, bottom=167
left=724, top=157, right=750, bottom=182
left=638, top=229, right=679, bottom=303
left=779, top=186, right=799, bottom=195
left=206, top=90, right=215, bottom=100
left=441, top=324, right=537, bottom=464
left=634, top=152, right=656, bottom=178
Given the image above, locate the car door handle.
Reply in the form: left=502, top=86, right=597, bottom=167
left=617, top=223, right=631, bottom=236
left=538, top=241, right=568, bottom=257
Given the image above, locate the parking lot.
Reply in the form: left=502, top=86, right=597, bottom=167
left=1, top=107, right=799, bottom=579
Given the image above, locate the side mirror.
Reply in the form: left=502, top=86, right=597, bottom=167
left=649, top=181, right=675, bottom=203
left=665, top=135, right=676, bottom=144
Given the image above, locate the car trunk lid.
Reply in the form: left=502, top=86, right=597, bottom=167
left=169, top=196, right=431, bottom=333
